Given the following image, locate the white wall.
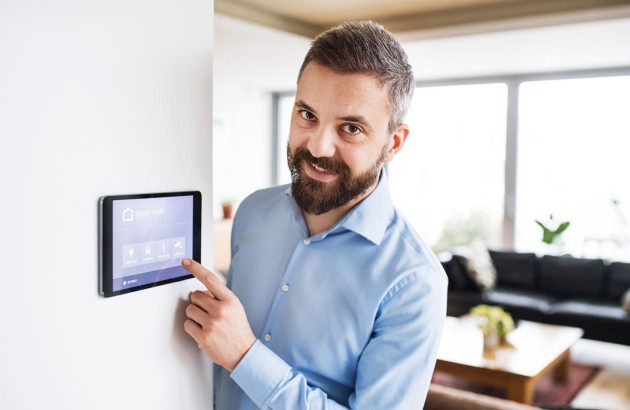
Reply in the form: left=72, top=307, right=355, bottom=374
left=0, top=1, right=214, bottom=409
left=212, top=14, right=309, bottom=213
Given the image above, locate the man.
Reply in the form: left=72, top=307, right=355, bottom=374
left=183, top=21, right=447, bottom=409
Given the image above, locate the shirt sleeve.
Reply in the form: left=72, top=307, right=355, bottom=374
left=231, top=340, right=349, bottom=409
left=230, top=264, right=448, bottom=410
left=350, top=266, right=448, bottom=408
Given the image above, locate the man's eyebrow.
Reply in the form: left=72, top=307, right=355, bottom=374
left=295, top=100, right=316, bottom=113
left=339, top=115, right=372, bottom=130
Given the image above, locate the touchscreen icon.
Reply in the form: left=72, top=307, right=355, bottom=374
left=156, top=239, right=171, bottom=261
left=139, top=241, right=156, bottom=264
left=122, top=244, right=139, bottom=268
left=122, top=208, right=134, bottom=222
left=171, top=237, right=185, bottom=258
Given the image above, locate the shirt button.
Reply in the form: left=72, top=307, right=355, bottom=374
left=282, top=284, right=290, bottom=292
left=264, top=333, right=272, bottom=342
left=303, top=239, right=311, bottom=245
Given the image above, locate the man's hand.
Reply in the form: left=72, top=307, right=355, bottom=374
left=182, top=258, right=256, bottom=372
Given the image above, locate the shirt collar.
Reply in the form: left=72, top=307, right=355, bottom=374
left=284, top=170, right=394, bottom=245
left=339, top=170, right=394, bottom=245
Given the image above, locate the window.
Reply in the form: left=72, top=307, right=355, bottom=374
left=516, top=75, right=630, bottom=260
left=389, top=83, right=507, bottom=253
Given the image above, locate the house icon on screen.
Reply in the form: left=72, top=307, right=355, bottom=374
left=122, top=208, right=134, bottom=222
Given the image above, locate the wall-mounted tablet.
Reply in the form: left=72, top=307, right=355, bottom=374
left=99, top=191, right=201, bottom=298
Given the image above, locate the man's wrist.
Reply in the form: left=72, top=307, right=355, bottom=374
left=230, top=339, right=293, bottom=409
left=227, top=334, right=257, bottom=373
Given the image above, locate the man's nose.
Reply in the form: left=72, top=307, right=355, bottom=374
left=307, top=125, right=336, bottom=158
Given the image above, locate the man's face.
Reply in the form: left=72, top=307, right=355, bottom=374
left=288, top=63, right=399, bottom=215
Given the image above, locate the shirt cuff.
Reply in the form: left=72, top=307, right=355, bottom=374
left=230, top=339, right=292, bottom=408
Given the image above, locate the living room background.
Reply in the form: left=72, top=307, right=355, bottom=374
left=214, top=13, right=630, bottom=262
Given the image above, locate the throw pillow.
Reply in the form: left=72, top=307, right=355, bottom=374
left=622, top=288, right=630, bottom=313
left=452, top=240, right=497, bottom=291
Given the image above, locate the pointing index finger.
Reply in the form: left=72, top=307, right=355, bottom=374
left=182, top=258, right=230, bottom=301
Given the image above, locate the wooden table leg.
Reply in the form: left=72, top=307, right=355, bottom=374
left=553, top=349, right=571, bottom=382
left=506, top=379, right=535, bottom=405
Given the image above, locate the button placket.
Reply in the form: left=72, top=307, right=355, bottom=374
left=257, top=239, right=307, bottom=347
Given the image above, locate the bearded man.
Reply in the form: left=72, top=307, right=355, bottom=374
left=182, top=20, right=447, bottom=409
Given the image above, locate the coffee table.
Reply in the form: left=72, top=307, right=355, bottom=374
left=435, top=316, right=584, bottom=404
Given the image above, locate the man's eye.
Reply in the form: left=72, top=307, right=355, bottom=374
left=300, top=110, right=315, bottom=121
left=342, top=124, right=361, bottom=135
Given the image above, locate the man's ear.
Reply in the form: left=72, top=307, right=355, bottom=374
left=383, top=124, right=409, bottom=163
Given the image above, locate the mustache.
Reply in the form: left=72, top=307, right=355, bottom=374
left=291, top=147, right=348, bottom=174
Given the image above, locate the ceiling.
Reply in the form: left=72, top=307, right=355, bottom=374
left=215, top=0, right=630, bottom=38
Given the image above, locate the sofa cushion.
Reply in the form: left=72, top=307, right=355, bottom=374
left=547, top=299, right=630, bottom=345
left=606, top=262, right=630, bottom=301
left=539, top=255, right=606, bottom=298
left=484, top=288, right=557, bottom=313
left=489, top=250, right=538, bottom=289
left=548, top=299, right=628, bottom=319
left=548, top=299, right=630, bottom=334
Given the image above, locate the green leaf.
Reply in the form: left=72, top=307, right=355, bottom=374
left=556, top=221, right=570, bottom=235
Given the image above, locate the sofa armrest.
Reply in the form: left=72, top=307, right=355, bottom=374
left=424, top=384, right=543, bottom=410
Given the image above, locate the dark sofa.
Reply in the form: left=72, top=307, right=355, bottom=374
left=442, top=250, right=630, bottom=346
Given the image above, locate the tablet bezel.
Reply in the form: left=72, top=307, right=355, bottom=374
left=99, top=190, right=202, bottom=298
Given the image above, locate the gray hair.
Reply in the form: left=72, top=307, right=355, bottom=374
left=298, top=21, right=414, bottom=133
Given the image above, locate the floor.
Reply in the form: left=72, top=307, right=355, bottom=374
left=570, top=339, right=630, bottom=409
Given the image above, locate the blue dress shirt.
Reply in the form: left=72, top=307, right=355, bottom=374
left=214, top=172, right=448, bottom=409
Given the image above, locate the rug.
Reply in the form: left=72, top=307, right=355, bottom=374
left=431, top=363, right=600, bottom=406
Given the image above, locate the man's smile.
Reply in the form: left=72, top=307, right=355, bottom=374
left=304, top=160, right=338, bottom=182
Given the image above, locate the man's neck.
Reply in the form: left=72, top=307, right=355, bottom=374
left=302, top=179, right=379, bottom=237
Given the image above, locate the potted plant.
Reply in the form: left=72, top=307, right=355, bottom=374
left=470, top=304, right=515, bottom=349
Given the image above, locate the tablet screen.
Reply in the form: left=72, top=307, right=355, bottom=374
left=99, top=191, right=201, bottom=297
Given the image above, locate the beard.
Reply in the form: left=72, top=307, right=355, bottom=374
left=286, top=143, right=386, bottom=215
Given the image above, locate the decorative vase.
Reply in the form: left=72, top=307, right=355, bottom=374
left=222, top=204, right=233, bottom=219
left=483, top=332, right=500, bottom=350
